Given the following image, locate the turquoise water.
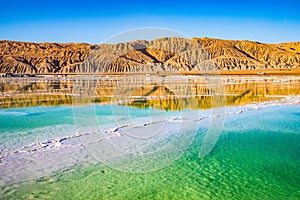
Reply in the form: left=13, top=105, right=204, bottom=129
left=1, top=104, right=299, bottom=199
left=0, top=104, right=175, bottom=150
left=0, top=106, right=75, bottom=150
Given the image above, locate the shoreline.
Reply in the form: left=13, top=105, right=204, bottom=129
left=1, top=69, right=300, bottom=77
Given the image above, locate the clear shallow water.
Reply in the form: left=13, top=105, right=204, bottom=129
left=1, top=104, right=300, bottom=199
left=0, top=106, right=75, bottom=150
left=0, top=76, right=300, bottom=199
left=0, top=104, right=177, bottom=151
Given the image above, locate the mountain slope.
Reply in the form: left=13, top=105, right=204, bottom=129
left=0, top=37, right=299, bottom=74
left=193, top=38, right=300, bottom=70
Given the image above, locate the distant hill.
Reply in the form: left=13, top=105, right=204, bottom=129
left=0, top=37, right=299, bottom=74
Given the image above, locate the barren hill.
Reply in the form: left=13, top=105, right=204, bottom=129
left=193, top=38, right=300, bottom=70
left=0, top=37, right=299, bottom=74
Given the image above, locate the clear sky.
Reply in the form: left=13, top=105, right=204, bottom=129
left=0, top=0, right=299, bottom=44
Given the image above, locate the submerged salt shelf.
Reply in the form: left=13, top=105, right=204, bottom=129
left=0, top=96, right=299, bottom=187
left=0, top=100, right=299, bottom=199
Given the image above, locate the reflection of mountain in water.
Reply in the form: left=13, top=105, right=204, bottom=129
left=1, top=76, right=299, bottom=109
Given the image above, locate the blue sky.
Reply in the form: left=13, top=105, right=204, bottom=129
left=0, top=0, right=299, bottom=43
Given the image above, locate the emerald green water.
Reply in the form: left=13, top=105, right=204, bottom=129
left=1, top=105, right=299, bottom=199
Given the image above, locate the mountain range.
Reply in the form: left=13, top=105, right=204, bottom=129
left=0, top=37, right=299, bottom=74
